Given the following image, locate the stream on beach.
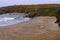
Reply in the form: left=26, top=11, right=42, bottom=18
left=0, top=13, right=31, bottom=27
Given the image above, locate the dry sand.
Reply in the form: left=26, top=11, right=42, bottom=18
left=0, top=16, right=60, bottom=40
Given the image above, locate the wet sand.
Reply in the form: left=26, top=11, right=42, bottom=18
left=0, top=16, right=60, bottom=40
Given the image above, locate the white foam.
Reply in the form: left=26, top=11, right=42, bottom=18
left=0, top=13, right=30, bottom=27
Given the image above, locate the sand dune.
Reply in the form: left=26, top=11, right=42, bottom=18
left=0, top=16, right=60, bottom=40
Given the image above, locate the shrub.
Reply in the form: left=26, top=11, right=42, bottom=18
left=25, top=13, right=37, bottom=18
left=56, top=9, right=60, bottom=27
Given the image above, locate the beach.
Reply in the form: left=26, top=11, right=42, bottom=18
left=0, top=16, right=60, bottom=40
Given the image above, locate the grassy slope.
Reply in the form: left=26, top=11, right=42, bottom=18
left=0, top=4, right=60, bottom=16
left=1, top=4, right=60, bottom=13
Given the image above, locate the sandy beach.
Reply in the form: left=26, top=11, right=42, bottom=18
left=0, top=16, right=60, bottom=40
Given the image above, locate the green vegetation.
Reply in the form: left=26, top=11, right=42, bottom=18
left=56, top=9, right=60, bottom=27
left=1, top=4, right=60, bottom=13
left=0, top=4, right=60, bottom=27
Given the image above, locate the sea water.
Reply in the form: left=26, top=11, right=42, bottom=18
left=0, top=13, right=30, bottom=27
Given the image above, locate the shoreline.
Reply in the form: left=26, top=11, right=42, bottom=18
left=0, top=13, right=31, bottom=27
left=0, top=16, right=59, bottom=40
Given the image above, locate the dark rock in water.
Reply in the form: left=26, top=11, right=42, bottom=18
left=0, top=13, right=4, bottom=15
left=25, top=13, right=36, bottom=18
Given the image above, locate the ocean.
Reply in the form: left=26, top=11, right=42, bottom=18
left=0, top=13, right=30, bottom=27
